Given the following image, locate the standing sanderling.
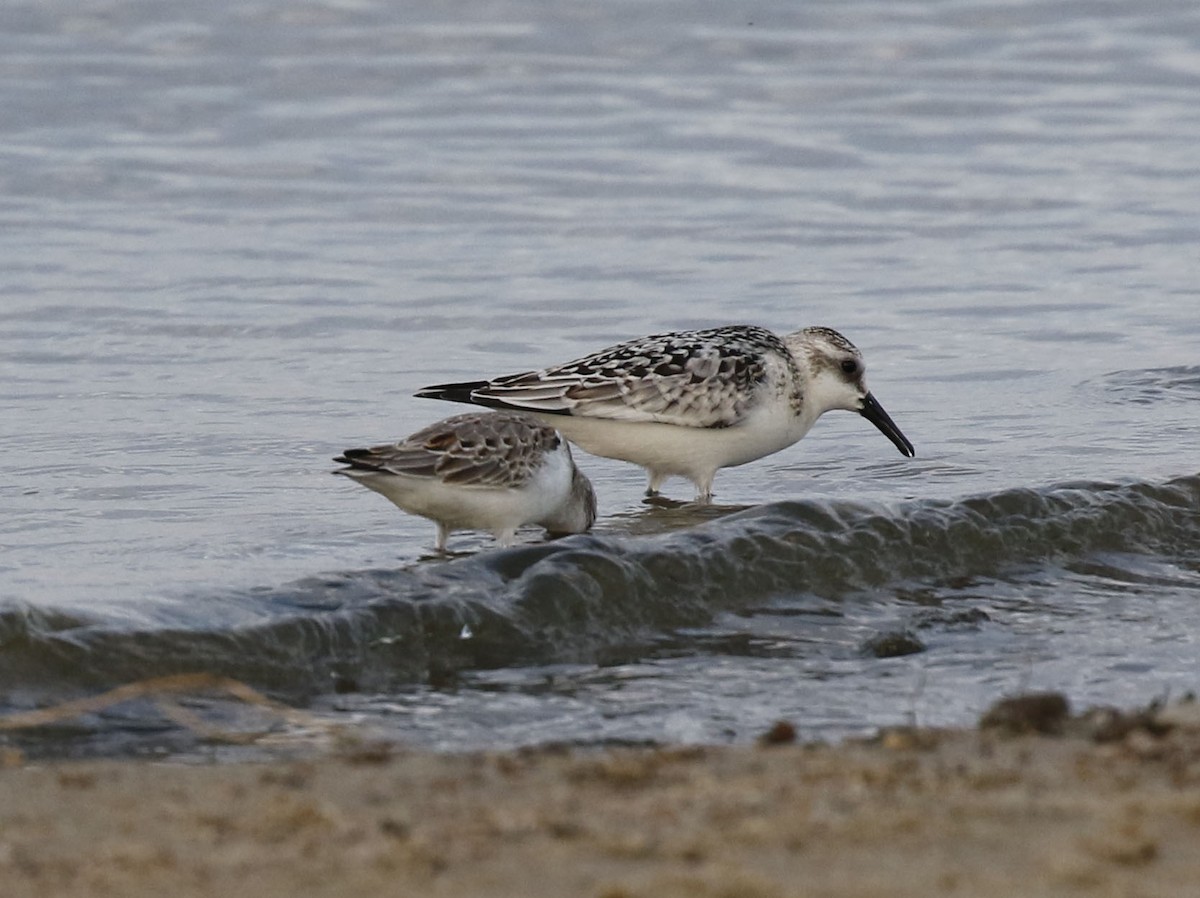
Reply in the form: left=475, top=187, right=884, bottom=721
left=415, top=324, right=914, bottom=502
left=333, top=411, right=597, bottom=552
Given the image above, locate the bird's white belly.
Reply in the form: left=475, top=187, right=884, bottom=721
left=354, top=448, right=573, bottom=531
left=545, top=406, right=814, bottom=478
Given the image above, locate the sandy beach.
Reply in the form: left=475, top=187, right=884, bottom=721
left=3, top=695, right=1200, bottom=897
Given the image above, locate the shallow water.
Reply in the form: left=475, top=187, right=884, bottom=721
left=2, top=0, right=1199, bottom=758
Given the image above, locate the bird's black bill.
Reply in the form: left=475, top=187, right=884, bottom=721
left=859, top=392, right=915, bottom=457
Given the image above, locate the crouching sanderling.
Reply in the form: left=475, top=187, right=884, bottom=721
left=334, top=411, right=597, bottom=552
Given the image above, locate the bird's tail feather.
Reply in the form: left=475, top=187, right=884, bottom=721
left=414, top=380, right=491, bottom=405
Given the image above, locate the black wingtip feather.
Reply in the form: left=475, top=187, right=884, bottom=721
left=414, top=381, right=573, bottom=416
left=332, top=448, right=382, bottom=471
left=414, top=380, right=491, bottom=404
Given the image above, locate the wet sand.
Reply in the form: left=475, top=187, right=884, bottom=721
left=3, top=697, right=1200, bottom=897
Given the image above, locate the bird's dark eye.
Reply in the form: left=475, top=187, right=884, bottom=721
left=840, top=359, right=859, bottom=375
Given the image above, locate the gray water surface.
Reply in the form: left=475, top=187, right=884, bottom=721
left=2, top=0, right=1199, bottom=757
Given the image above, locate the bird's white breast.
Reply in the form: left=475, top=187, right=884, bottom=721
left=349, top=443, right=575, bottom=531
left=545, top=388, right=815, bottom=479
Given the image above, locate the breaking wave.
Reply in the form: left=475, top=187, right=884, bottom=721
left=3, top=473, right=1199, bottom=707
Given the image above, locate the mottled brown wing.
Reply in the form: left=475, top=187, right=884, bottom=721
left=473, top=326, right=781, bottom=428
left=345, top=412, right=560, bottom=489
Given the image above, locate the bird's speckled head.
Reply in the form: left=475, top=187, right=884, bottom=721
left=544, top=458, right=598, bottom=536
left=783, top=326, right=868, bottom=411
left=783, top=326, right=915, bottom=457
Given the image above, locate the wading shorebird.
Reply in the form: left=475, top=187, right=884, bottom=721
left=334, top=411, right=597, bottom=552
left=415, top=324, right=914, bottom=502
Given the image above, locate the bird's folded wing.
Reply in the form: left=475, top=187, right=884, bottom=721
left=348, top=415, right=556, bottom=488
left=478, top=345, right=760, bottom=429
